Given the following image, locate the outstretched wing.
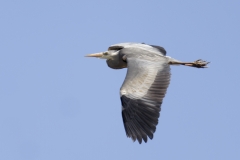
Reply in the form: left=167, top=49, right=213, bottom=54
left=119, top=47, right=171, bottom=144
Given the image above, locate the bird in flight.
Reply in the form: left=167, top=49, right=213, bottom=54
left=85, top=43, right=209, bottom=144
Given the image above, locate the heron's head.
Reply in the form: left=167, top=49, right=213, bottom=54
left=85, top=51, right=113, bottom=59
left=85, top=50, right=117, bottom=60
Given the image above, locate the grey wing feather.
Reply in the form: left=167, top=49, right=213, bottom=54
left=119, top=47, right=171, bottom=143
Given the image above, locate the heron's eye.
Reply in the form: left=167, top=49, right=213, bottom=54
left=103, top=52, right=108, bottom=55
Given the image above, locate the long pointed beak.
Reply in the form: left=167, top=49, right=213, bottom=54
left=85, top=52, right=103, bottom=58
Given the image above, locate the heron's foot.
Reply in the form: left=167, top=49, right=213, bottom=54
left=191, top=59, right=210, bottom=68
left=184, top=59, right=209, bottom=68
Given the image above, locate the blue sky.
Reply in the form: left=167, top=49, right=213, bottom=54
left=0, top=0, right=240, bottom=160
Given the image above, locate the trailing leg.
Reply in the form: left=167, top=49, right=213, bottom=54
left=169, top=59, right=209, bottom=68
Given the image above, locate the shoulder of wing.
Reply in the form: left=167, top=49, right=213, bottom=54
left=119, top=47, right=167, bottom=63
left=109, top=43, right=167, bottom=56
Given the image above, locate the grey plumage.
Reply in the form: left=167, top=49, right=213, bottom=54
left=85, top=42, right=209, bottom=144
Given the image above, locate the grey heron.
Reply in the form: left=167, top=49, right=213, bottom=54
left=85, top=43, right=209, bottom=144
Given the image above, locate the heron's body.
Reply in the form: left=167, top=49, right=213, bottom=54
left=106, top=43, right=168, bottom=69
left=85, top=42, right=209, bottom=144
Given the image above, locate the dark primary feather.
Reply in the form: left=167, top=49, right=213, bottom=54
left=149, top=45, right=167, bottom=55
left=121, top=96, right=160, bottom=143
left=118, top=46, right=171, bottom=143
